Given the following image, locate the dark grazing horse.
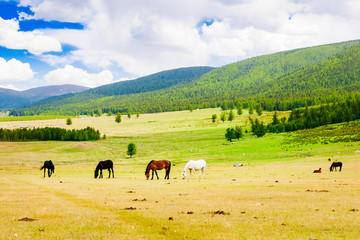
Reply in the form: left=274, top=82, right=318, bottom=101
left=94, top=160, right=114, bottom=178
left=330, top=162, right=342, bottom=172
left=145, top=160, right=171, bottom=180
left=40, top=160, right=55, bottom=177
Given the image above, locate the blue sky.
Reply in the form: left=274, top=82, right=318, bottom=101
left=1, top=0, right=360, bottom=90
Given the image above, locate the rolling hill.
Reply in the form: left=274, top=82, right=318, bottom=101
left=0, top=84, right=89, bottom=109
left=10, top=40, right=360, bottom=116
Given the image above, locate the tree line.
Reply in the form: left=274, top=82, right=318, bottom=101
left=0, top=126, right=101, bottom=141
left=250, top=95, right=360, bottom=137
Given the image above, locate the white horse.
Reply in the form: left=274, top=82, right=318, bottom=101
left=182, top=160, right=206, bottom=179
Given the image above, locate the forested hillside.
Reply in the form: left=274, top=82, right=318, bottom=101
left=10, top=40, right=360, bottom=116
left=10, top=67, right=213, bottom=115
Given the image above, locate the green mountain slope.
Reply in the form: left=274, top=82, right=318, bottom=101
left=12, top=66, right=213, bottom=114
left=11, top=40, right=360, bottom=116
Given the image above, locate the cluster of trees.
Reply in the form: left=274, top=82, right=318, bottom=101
left=269, top=98, right=360, bottom=133
left=0, top=126, right=101, bottom=141
left=9, top=41, right=360, bottom=117
left=225, top=126, right=243, bottom=142
left=247, top=95, right=360, bottom=138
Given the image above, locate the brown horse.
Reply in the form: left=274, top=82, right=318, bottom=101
left=313, top=168, right=322, bottom=173
left=145, top=160, right=171, bottom=180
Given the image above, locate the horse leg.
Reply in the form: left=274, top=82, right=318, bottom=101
left=193, top=169, right=198, bottom=179
left=201, top=168, right=204, bottom=179
left=100, top=169, right=103, bottom=178
left=155, top=170, right=159, bottom=180
left=112, top=167, right=114, bottom=178
left=151, top=170, right=154, bottom=180
left=43, top=168, right=46, bottom=177
left=108, top=168, right=111, bottom=178
left=48, top=169, right=51, bottom=177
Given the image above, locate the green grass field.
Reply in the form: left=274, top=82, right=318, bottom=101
left=1, top=109, right=359, bottom=239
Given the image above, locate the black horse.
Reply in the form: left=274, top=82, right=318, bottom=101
left=94, top=160, right=114, bottom=178
left=40, top=160, right=55, bottom=177
left=330, top=162, right=342, bottom=172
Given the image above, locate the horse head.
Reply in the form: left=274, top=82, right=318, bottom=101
left=145, top=172, right=150, bottom=180
left=182, top=171, right=186, bottom=179
left=94, top=169, right=99, bottom=178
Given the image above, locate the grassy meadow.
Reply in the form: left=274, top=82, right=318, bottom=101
left=0, top=108, right=359, bottom=239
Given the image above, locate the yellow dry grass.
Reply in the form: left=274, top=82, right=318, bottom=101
left=0, top=159, right=359, bottom=239
left=0, top=109, right=359, bottom=239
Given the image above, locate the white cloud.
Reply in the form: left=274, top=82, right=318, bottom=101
left=14, top=0, right=360, bottom=80
left=0, top=17, right=62, bottom=55
left=0, top=83, right=19, bottom=91
left=19, top=0, right=93, bottom=22
left=0, top=58, right=35, bottom=82
left=44, top=65, right=113, bottom=88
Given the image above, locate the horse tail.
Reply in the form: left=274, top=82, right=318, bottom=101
left=167, top=161, right=171, bottom=175
left=145, top=160, right=154, bottom=174
left=40, top=166, right=44, bottom=170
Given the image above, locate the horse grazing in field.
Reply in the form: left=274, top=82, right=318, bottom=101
left=40, top=160, right=55, bottom=177
left=330, top=162, right=342, bottom=172
left=145, top=160, right=171, bottom=180
left=94, top=160, right=114, bottom=178
left=182, top=160, right=206, bottom=179
left=313, top=168, right=322, bottom=173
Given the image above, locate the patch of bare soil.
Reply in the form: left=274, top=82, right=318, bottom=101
left=132, top=198, right=146, bottom=201
left=208, top=210, right=230, bottom=215
left=17, top=217, right=36, bottom=222
left=124, top=207, right=136, bottom=210
left=306, top=189, right=329, bottom=192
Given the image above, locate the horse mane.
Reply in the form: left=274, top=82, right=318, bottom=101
left=183, top=160, right=191, bottom=172
left=145, top=160, right=154, bottom=173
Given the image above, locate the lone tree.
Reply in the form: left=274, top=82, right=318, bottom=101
left=225, top=128, right=236, bottom=142
left=234, top=125, right=243, bottom=140
left=237, top=106, right=243, bottom=115
left=220, top=111, right=227, bottom=123
left=127, top=143, right=137, bottom=158
left=211, top=114, right=217, bottom=123
left=255, top=104, right=263, bottom=116
left=228, top=110, right=235, bottom=122
left=66, top=118, right=72, bottom=125
left=115, top=113, right=121, bottom=123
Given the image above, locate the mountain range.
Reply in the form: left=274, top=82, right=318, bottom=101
left=0, top=85, right=89, bottom=109
left=7, top=39, right=360, bottom=116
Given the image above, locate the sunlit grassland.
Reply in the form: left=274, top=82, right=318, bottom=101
left=0, top=108, right=359, bottom=239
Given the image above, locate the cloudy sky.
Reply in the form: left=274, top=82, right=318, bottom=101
left=0, top=0, right=360, bottom=90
